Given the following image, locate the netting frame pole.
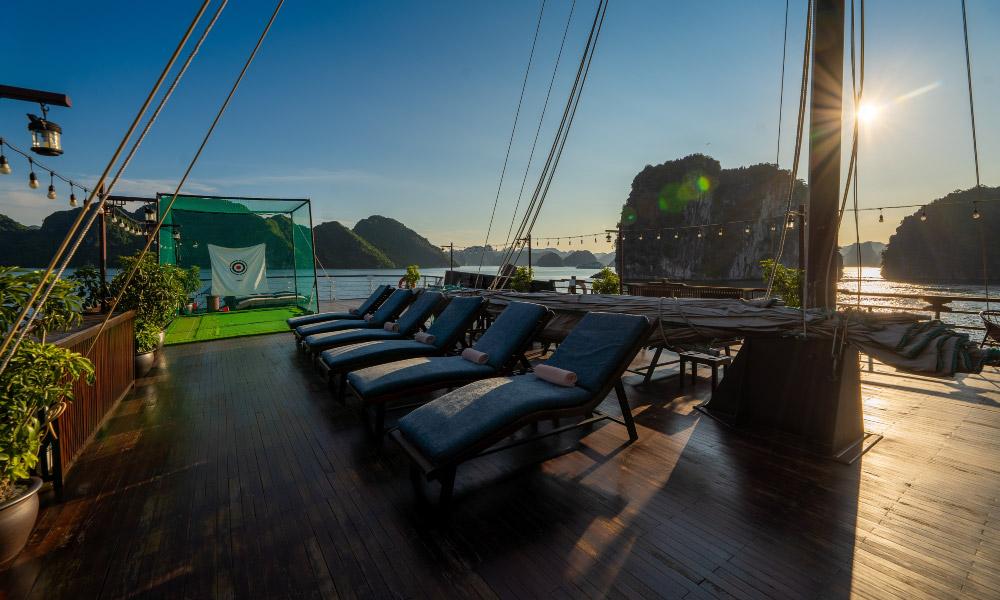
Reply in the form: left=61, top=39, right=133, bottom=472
left=307, top=199, right=319, bottom=313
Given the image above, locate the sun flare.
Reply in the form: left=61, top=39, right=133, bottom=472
left=858, top=103, right=879, bottom=123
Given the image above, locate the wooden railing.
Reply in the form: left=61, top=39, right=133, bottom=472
left=626, top=281, right=766, bottom=300
left=836, top=289, right=994, bottom=332
left=43, top=311, right=136, bottom=485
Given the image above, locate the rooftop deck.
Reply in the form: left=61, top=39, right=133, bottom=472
left=2, top=309, right=999, bottom=598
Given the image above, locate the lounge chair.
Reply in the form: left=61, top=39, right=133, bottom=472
left=294, top=288, right=415, bottom=342
left=981, top=311, right=1000, bottom=348
left=301, top=291, right=447, bottom=356
left=389, top=312, right=653, bottom=506
left=285, top=284, right=392, bottom=329
left=345, top=301, right=552, bottom=435
left=317, top=296, right=485, bottom=399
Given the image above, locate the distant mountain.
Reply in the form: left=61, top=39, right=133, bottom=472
left=0, top=208, right=143, bottom=268
left=882, top=186, right=1000, bottom=283
left=619, top=155, right=806, bottom=281
left=563, top=250, right=599, bottom=267
left=840, top=241, right=885, bottom=268
left=313, top=221, right=393, bottom=268
left=352, top=216, right=449, bottom=268
left=536, top=252, right=563, bottom=267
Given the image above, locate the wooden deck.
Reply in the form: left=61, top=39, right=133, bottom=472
left=2, top=317, right=999, bottom=598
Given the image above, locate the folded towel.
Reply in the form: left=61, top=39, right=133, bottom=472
left=364, top=314, right=375, bottom=323
left=349, top=308, right=359, bottom=315
left=414, top=332, right=436, bottom=345
left=534, top=364, right=577, bottom=386
left=384, top=322, right=400, bottom=333
left=461, top=348, right=490, bottom=365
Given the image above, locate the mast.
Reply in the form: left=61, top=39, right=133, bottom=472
left=805, top=0, right=845, bottom=308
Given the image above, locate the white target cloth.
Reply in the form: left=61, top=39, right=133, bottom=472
left=208, top=244, right=269, bottom=296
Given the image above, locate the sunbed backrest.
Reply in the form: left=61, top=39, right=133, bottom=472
left=472, top=302, right=548, bottom=370
left=426, top=296, right=484, bottom=348
left=356, top=284, right=391, bottom=315
left=544, top=312, right=650, bottom=393
left=372, top=289, right=414, bottom=324
left=396, top=292, right=445, bottom=334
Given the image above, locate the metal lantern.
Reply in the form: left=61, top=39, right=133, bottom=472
left=172, top=228, right=180, bottom=242
left=144, top=206, right=156, bottom=224
left=27, top=112, right=63, bottom=156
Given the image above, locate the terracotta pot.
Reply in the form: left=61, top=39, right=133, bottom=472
left=135, top=350, right=156, bottom=377
left=0, top=477, right=43, bottom=563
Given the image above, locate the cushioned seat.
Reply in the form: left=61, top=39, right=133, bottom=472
left=398, top=376, right=591, bottom=463
left=296, top=288, right=413, bottom=337
left=303, top=291, right=444, bottom=351
left=286, top=284, right=391, bottom=328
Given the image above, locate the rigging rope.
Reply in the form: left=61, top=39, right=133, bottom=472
left=490, top=0, right=608, bottom=286
left=85, top=0, right=286, bottom=356
left=474, top=0, right=548, bottom=287
left=765, top=0, right=813, bottom=300
left=961, top=0, right=990, bottom=311
left=0, top=0, right=213, bottom=377
left=775, top=0, right=790, bottom=167
left=501, top=0, right=577, bottom=255
left=851, top=0, right=864, bottom=309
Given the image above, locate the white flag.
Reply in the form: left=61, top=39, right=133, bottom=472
left=208, top=244, right=269, bottom=296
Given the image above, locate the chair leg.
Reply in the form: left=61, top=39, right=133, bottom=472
left=615, top=381, right=638, bottom=441
left=438, top=466, right=457, bottom=508
left=643, top=347, right=663, bottom=384
left=678, top=356, right=686, bottom=387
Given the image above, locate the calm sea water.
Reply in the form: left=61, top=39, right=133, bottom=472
left=43, top=265, right=997, bottom=332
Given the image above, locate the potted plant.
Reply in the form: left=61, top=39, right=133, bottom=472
left=401, top=265, right=421, bottom=289
left=108, top=251, right=182, bottom=374
left=0, top=267, right=95, bottom=562
left=68, top=265, right=105, bottom=312
left=510, top=266, right=534, bottom=293
left=591, top=267, right=621, bottom=295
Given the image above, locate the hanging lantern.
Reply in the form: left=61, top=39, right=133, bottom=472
left=605, top=233, right=611, bottom=242
left=172, top=228, right=180, bottom=242
left=144, top=206, right=156, bottom=224
left=27, top=110, right=63, bottom=156
left=786, top=216, right=795, bottom=229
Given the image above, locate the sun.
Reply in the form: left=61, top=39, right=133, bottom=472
left=858, top=103, right=879, bottom=123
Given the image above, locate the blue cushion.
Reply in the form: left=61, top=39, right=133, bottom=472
left=297, top=318, right=374, bottom=337
left=471, top=301, right=547, bottom=369
left=395, top=292, right=445, bottom=334
left=426, top=296, right=484, bottom=349
left=321, top=340, right=441, bottom=372
left=347, top=356, right=495, bottom=399
left=286, top=284, right=390, bottom=327
left=397, top=376, right=592, bottom=463
left=543, top=312, right=649, bottom=392
left=304, top=328, right=404, bottom=350
left=371, top=289, right=414, bottom=325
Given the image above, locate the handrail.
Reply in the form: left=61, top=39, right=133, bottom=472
left=836, top=289, right=996, bottom=304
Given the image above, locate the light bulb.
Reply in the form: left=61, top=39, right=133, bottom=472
left=193, top=241, right=199, bottom=248
left=47, top=184, right=57, bottom=199
left=111, top=213, right=118, bottom=224
left=638, top=234, right=643, bottom=241
left=29, top=171, right=39, bottom=189
left=770, top=224, right=776, bottom=231
left=697, top=230, right=703, bottom=238
left=69, top=192, right=77, bottom=207
left=674, top=232, right=679, bottom=239
left=0, top=155, right=10, bottom=174
left=920, top=211, right=927, bottom=221
left=878, top=211, right=884, bottom=223
left=973, top=207, right=981, bottom=219
left=744, top=225, right=750, bottom=234
left=718, top=229, right=723, bottom=236
left=656, top=233, right=661, bottom=240
left=605, top=233, right=611, bottom=242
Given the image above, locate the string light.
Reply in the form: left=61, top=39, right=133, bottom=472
left=878, top=210, right=884, bottom=223
left=674, top=231, right=679, bottom=239
left=656, top=232, right=661, bottom=240
left=605, top=233, right=611, bottom=242
left=717, top=228, right=723, bottom=236
left=697, top=229, right=702, bottom=238
left=770, top=223, right=776, bottom=231
left=744, top=224, right=750, bottom=234
left=28, top=158, right=39, bottom=189
left=786, top=215, right=795, bottom=229
left=638, top=233, right=643, bottom=241
left=920, top=210, right=927, bottom=221
left=69, top=184, right=77, bottom=207
left=973, top=203, right=981, bottom=219
left=0, top=140, right=10, bottom=174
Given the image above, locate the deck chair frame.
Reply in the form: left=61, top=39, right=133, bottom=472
left=347, top=309, right=553, bottom=436
left=289, top=285, right=393, bottom=333
left=388, top=318, right=654, bottom=506
left=980, top=311, right=1000, bottom=348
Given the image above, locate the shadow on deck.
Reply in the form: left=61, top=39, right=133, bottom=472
left=2, top=322, right=999, bottom=598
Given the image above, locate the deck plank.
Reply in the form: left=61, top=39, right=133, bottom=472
left=1, top=327, right=999, bottom=599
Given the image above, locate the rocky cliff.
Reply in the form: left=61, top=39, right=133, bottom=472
left=619, top=155, right=806, bottom=281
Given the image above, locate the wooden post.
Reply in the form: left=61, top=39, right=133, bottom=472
left=797, top=203, right=806, bottom=274
left=805, top=0, right=845, bottom=309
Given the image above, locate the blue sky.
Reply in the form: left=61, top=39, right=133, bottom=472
left=1, top=0, right=997, bottom=253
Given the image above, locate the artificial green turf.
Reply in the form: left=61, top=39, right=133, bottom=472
left=163, top=306, right=306, bottom=345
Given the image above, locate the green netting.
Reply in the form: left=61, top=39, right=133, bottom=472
left=157, top=194, right=318, bottom=313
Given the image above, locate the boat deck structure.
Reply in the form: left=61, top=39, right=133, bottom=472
left=2, top=302, right=999, bottom=599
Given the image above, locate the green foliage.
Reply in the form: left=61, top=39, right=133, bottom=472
left=0, top=267, right=94, bottom=501
left=182, top=265, right=201, bottom=297
left=401, top=265, right=421, bottom=289
left=69, top=265, right=105, bottom=309
left=760, top=259, right=803, bottom=308
left=134, top=321, right=161, bottom=354
left=312, top=221, right=394, bottom=268
left=591, top=267, right=621, bottom=294
left=352, top=216, right=449, bottom=268
left=510, top=266, right=534, bottom=293
left=110, top=251, right=186, bottom=343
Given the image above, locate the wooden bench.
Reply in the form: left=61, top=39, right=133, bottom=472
left=678, top=351, right=732, bottom=394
